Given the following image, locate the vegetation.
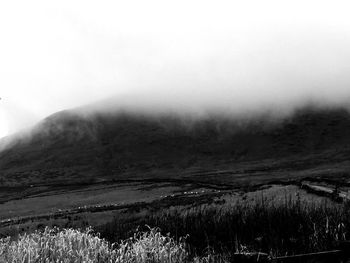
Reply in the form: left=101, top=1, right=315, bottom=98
left=1, top=195, right=350, bottom=262
left=0, top=227, right=190, bottom=263
left=99, top=197, right=350, bottom=257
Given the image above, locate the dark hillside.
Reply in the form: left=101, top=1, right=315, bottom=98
left=1, top=106, right=350, bottom=186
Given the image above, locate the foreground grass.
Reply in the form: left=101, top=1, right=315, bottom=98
left=0, top=227, right=191, bottom=263
left=2, top=196, right=350, bottom=262
left=100, top=196, right=350, bottom=257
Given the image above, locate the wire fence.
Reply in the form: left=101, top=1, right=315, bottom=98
left=233, top=241, right=350, bottom=262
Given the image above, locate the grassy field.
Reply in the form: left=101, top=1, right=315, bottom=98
left=0, top=182, right=186, bottom=219
left=97, top=188, right=347, bottom=256
left=1, top=152, right=349, bottom=219
left=1, top=195, right=349, bottom=262
left=1, top=157, right=349, bottom=261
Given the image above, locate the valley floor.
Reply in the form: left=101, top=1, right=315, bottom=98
left=1, top=154, right=350, bottom=260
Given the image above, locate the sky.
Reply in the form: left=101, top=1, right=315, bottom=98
left=1, top=0, right=350, bottom=138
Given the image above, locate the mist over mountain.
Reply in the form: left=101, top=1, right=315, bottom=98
left=1, top=101, right=350, bottom=187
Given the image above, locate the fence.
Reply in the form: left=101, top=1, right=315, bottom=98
left=233, top=241, right=350, bottom=262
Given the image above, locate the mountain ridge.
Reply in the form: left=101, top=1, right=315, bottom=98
left=1, top=105, right=350, bottom=186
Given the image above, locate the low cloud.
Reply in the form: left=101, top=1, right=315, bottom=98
left=1, top=0, right=350, bottom=137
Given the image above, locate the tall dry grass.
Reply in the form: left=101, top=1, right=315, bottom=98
left=2, top=197, right=350, bottom=261
left=100, top=197, right=350, bottom=257
left=0, top=226, right=190, bottom=263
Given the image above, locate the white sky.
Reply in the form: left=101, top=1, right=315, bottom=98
left=1, top=0, right=350, bottom=138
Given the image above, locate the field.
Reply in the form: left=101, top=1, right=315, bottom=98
left=1, top=185, right=349, bottom=262
left=1, top=153, right=350, bottom=261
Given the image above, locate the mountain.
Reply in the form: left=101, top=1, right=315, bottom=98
left=1, top=105, right=350, bottom=186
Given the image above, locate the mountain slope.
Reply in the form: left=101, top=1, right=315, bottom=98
left=1, top=106, right=350, bottom=186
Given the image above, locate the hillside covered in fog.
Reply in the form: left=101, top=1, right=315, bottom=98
left=1, top=104, right=350, bottom=186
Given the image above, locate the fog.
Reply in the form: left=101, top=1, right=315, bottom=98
left=1, top=0, right=350, bottom=138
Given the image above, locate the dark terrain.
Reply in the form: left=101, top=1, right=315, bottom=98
left=1, top=104, right=350, bottom=259
left=1, top=105, right=350, bottom=188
